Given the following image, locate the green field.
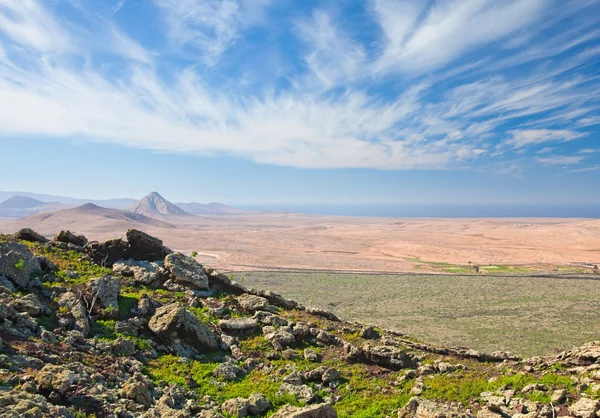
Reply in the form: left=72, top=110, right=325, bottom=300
left=235, top=271, right=600, bottom=357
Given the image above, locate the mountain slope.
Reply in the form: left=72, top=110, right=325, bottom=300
left=128, top=192, right=190, bottom=218
left=0, top=191, right=136, bottom=209
left=0, top=203, right=174, bottom=239
left=0, top=195, right=44, bottom=209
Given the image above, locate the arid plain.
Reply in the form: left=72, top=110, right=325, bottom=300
left=1, top=209, right=599, bottom=355
left=2, top=210, right=598, bottom=273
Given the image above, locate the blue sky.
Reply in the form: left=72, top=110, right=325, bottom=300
left=0, top=0, right=599, bottom=205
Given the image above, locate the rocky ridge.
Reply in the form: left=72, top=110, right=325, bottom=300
left=0, top=228, right=599, bottom=417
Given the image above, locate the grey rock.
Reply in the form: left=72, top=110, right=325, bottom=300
left=36, top=364, right=76, bottom=394
left=126, top=229, right=172, bottom=261
left=54, top=230, right=88, bottom=247
left=88, top=274, right=121, bottom=317
left=9, top=294, right=45, bottom=316
left=222, top=397, right=250, bottom=417
left=57, top=292, right=90, bottom=336
left=213, top=361, right=244, bottom=381
left=148, top=303, right=220, bottom=353
left=304, top=348, right=320, bottom=362
left=219, top=318, right=258, bottom=333
left=237, top=294, right=269, bottom=312
left=248, top=393, right=271, bottom=416
left=112, top=337, right=136, bottom=356
left=0, top=275, right=15, bottom=293
left=84, top=238, right=129, bottom=267
left=15, top=228, right=48, bottom=243
left=113, top=259, right=165, bottom=285
left=360, top=326, right=380, bottom=340
left=277, top=383, right=317, bottom=403
left=0, top=242, right=41, bottom=288
left=164, top=253, right=209, bottom=290
left=569, top=398, right=600, bottom=418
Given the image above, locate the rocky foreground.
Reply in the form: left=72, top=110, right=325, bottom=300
left=0, top=229, right=600, bottom=417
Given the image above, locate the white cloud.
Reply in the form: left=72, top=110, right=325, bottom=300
left=506, top=129, right=586, bottom=148
left=154, top=0, right=274, bottom=63
left=0, top=0, right=598, bottom=172
left=295, top=10, right=366, bottom=88
left=578, top=148, right=599, bottom=154
left=0, top=0, right=72, bottom=53
left=373, top=0, right=548, bottom=74
left=536, top=156, right=584, bottom=165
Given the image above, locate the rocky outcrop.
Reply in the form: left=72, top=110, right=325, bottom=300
left=126, top=229, right=172, bottom=261
left=113, top=259, right=165, bottom=286
left=85, top=238, right=129, bottom=267
left=57, top=291, right=90, bottom=336
left=88, top=274, right=121, bottom=317
left=164, top=252, right=209, bottom=290
left=0, top=242, right=41, bottom=288
left=148, top=303, right=220, bottom=354
left=54, top=230, right=88, bottom=247
left=14, top=228, right=48, bottom=243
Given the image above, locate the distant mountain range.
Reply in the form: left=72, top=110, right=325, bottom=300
left=0, top=195, right=72, bottom=218
left=0, top=191, right=245, bottom=220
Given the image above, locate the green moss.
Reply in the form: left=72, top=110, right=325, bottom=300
left=118, top=294, right=140, bottom=318
left=14, top=259, right=25, bottom=271
left=146, top=355, right=302, bottom=415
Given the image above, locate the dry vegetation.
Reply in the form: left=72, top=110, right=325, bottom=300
left=236, top=271, right=600, bottom=357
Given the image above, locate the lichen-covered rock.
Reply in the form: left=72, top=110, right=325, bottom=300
left=112, top=337, right=136, bottom=356
left=248, top=393, right=271, bottom=416
left=54, top=230, right=88, bottom=247
left=271, top=404, right=337, bottom=418
left=57, top=292, right=90, bottom=336
left=219, top=318, right=258, bottom=333
left=213, top=361, right=244, bottom=381
left=0, top=242, right=41, bottom=288
left=277, top=383, right=317, bottom=403
left=221, top=397, right=250, bottom=417
left=569, top=397, right=600, bottom=418
left=362, top=343, right=415, bottom=370
left=237, top=294, right=269, bottom=312
left=164, top=253, right=209, bottom=290
left=148, top=303, right=220, bottom=353
left=0, top=389, right=73, bottom=417
left=0, top=275, right=15, bottom=293
left=14, top=228, right=48, bottom=243
left=122, top=374, right=154, bottom=407
left=113, top=259, right=165, bottom=285
left=9, top=294, right=45, bottom=316
left=88, top=274, right=121, bottom=317
left=126, top=229, right=172, bottom=261
left=35, top=364, right=76, bottom=394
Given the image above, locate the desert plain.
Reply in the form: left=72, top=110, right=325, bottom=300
left=1, top=210, right=599, bottom=356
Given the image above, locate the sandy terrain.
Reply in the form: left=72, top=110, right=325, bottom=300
left=0, top=210, right=598, bottom=272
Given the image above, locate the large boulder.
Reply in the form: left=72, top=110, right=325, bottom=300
left=271, top=404, right=337, bottom=418
left=164, top=253, right=209, bottom=290
left=9, top=294, right=45, bottom=316
left=148, top=303, right=220, bottom=353
left=362, top=343, right=416, bottom=370
left=126, top=229, right=172, bottom=261
left=57, top=292, right=90, bottom=336
left=36, top=364, right=76, bottom=394
left=113, top=259, right=165, bottom=286
left=84, top=238, right=129, bottom=267
left=0, top=241, right=41, bottom=288
left=14, top=228, right=48, bottom=243
left=569, top=398, right=600, bottom=418
left=88, top=274, right=121, bottom=317
left=219, top=318, right=258, bottom=333
left=54, top=230, right=88, bottom=247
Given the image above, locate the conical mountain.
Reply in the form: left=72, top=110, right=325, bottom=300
left=127, top=192, right=190, bottom=218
